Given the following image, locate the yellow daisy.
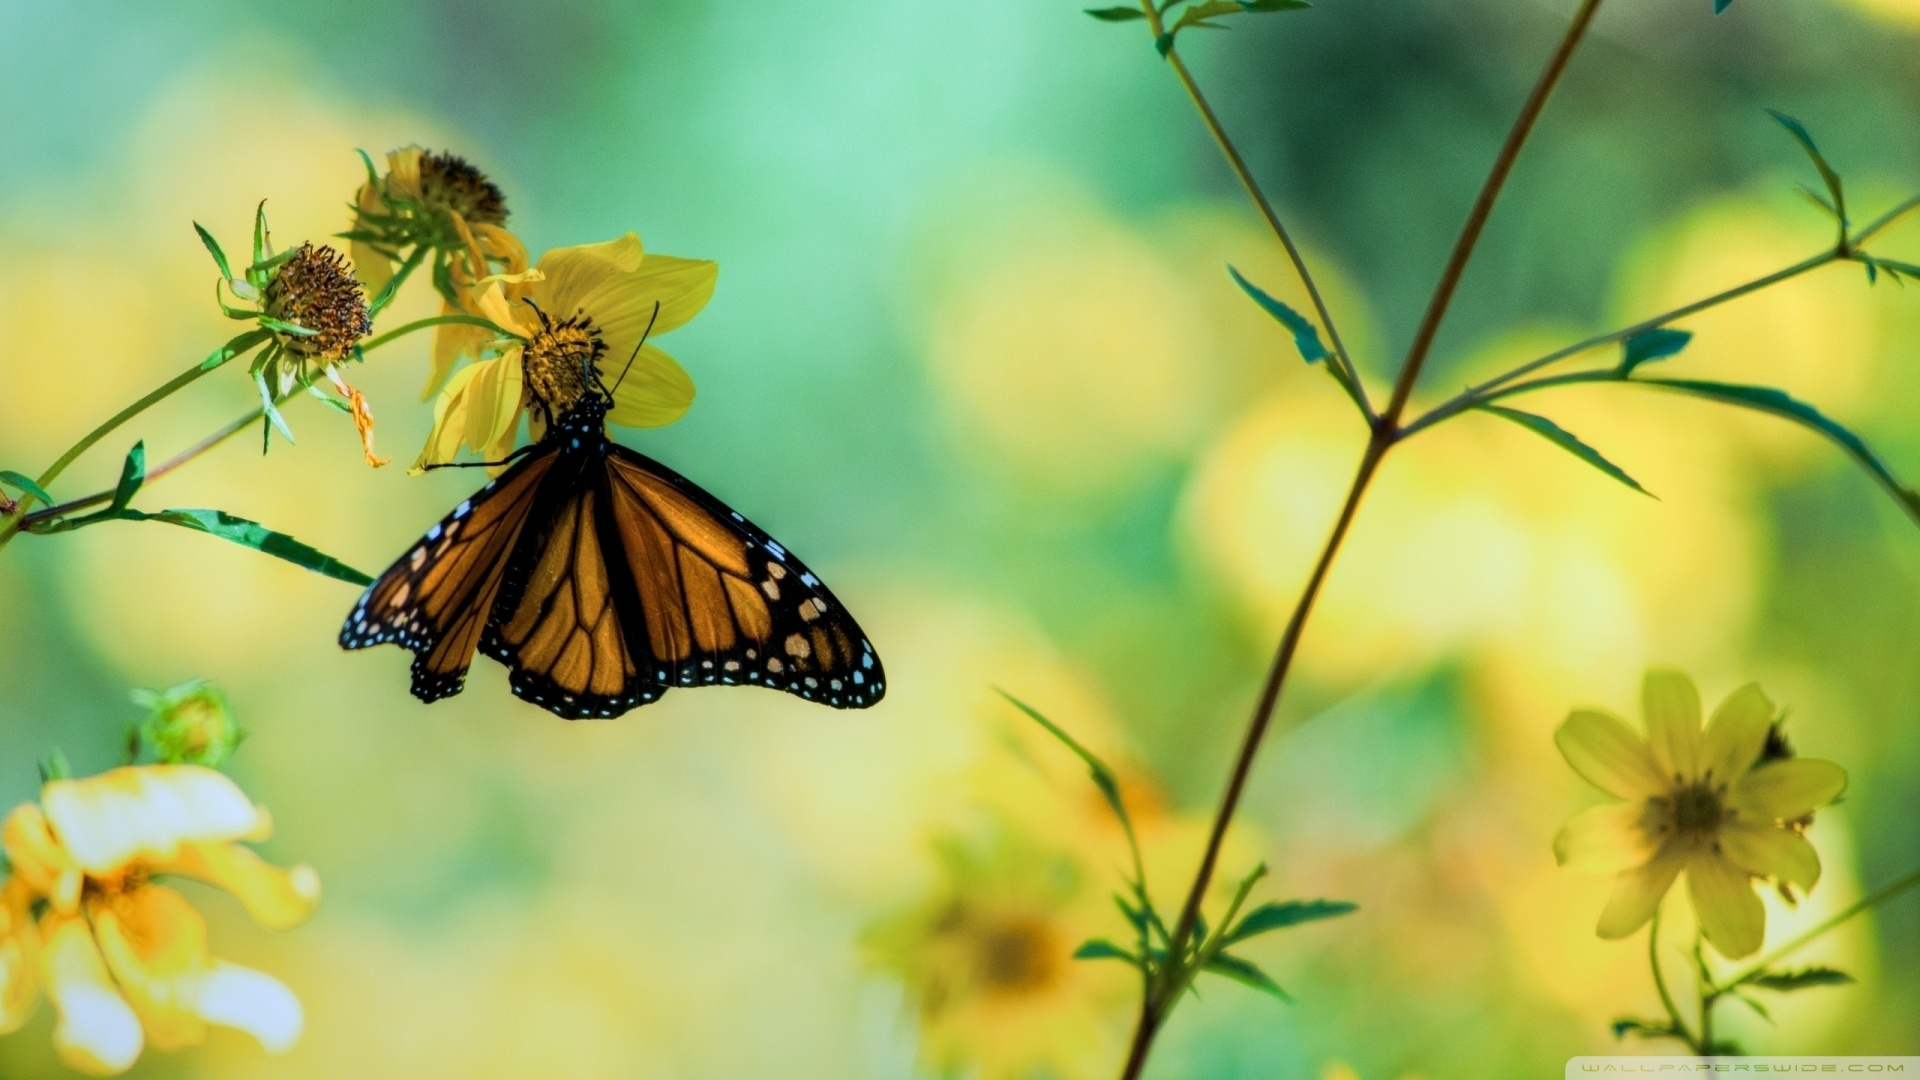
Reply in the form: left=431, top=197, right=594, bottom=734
left=862, top=823, right=1130, bottom=1080
left=347, top=146, right=530, bottom=397
left=0, top=765, right=319, bottom=1074
left=411, top=232, right=716, bottom=472
left=1553, top=670, right=1847, bottom=959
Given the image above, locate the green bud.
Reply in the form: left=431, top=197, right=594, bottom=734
left=131, top=679, right=243, bottom=767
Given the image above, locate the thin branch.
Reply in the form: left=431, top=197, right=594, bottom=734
left=1379, top=0, right=1606, bottom=431
left=1145, top=0, right=1371, bottom=422
left=1717, top=864, right=1920, bottom=992
left=19, top=407, right=264, bottom=527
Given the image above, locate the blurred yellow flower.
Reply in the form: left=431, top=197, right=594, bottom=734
left=863, top=822, right=1129, bottom=1080
left=412, top=233, right=715, bottom=472
left=1553, top=670, right=1847, bottom=959
left=349, top=146, right=531, bottom=398
left=0, top=765, right=319, bottom=1074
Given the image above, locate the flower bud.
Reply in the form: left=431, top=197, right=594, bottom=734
left=130, top=679, right=243, bottom=768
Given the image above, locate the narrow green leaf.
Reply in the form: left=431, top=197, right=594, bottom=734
left=996, top=690, right=1131, bottom=834
left=1085, top=6, right=1147, bottom=19
left=193, top=222, right=233, bottom=280
left=1748, top=966, right=1856, bottom=992
left=0, top=471, right=54, bottom=507
left=1201, top=952, right=1292, bottom=1001
left=1634, top=378, right=1920, bottom=526
left=1714, top=0, right=1733, bottom=12
left=1242, top=0, right=1311, bottom=10
left=1479, top=405, right=1654, bottom=497
left=138, top=509, right=374, bottom=586
left=1074, top=939, right=1140, bottom=964
left=1767, top=110, right=1845, bottom=227
left=251, top=200, right=270, bottom=267
left=1612, top=1017, right=1675, bottom=1040
left=256, top=315, right=318, bottom=338
left=109, top=443, right=146, bottom=514
left=200, top=328, right=271, bottom=372
left=254, top=372, right=296, bottom=446
left=1735, top=993, right=1775, bottom=1023
left=1229, top=266, right=1329, bottom=364
left=1621, top=327, right=1692, bottom=373
left=1225, top=898, right=1359, bottom=944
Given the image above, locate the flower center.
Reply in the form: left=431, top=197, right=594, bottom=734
left=972, top=913, right=1061, bottom=996
left=418, top=151, right=508, bottom=227
left=1668, top=781, right=1724, bottom=839
left=264, top=243, right=371, bottom=362
left=522, top=311, right=606, bottom=420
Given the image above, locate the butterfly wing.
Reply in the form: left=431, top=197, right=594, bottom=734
left=600, top=445, right=885, bottom=708
left=479, top=459, right=663, bottom=720
left=339, top=449, right=560, bottom=702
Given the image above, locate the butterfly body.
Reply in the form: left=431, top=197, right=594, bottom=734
left=341, top=392, right=885, bottom=719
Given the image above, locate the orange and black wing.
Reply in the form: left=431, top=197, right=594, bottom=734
left=340, top=450, right=559, bottom=702
left=478, top=464, right=663, bottom=719
left=598, top=445, right=885, bottom=709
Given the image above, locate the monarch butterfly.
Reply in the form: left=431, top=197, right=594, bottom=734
left=338, top=340, right=885, bottom=719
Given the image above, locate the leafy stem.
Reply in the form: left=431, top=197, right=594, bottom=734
left=1113, top=5, right=1606, bottom=1079
left=358, top=313, right=510, bottom=355
left=1714, top=863, right=1920, bottom=995
left=1133, top=0, right=1370, bottom=422
left=1649, top=905, right=1699, bottom=1049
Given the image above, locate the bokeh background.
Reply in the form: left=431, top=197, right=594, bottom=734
left=2, top=0, right=1919, bottom=1076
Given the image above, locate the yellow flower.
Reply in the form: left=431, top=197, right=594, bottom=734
left=1552, top=670, right=1848, bottom=959
left=411, top=232, right=716, bottom=472
left=862, top=823, right=1130, bottom=1080
left=348, top=146, right=530, bottom=397
left=0, top=765, right=319, bottom=1074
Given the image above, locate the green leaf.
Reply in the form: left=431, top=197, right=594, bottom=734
left=1768, top=110, right=1845, bottom=228
left=0, top=471, right=54, bottom=507
left=1735, top=993, right=1775, bottom=1023
left=1634, top=378, right=1920, bottom=526
left=193, top=222, right=233, bottom=280
left=1714, top=0, right=1733, bottom=11
left=1621, top=327, right=1692, bottom=373
left=996, top=690, right=1132, bottom=835
left=1085, top=6, right=1147, bottom=19
left=1074, top=939, right=1140, bottom=964
left=1242, top=0, right=1312, bottom=10
left=1224, top=898, right=1359, bottom=945
left=251, top=200, right=270, bottom=267
left=137, top=509, right=374, bottom=586
left=1478, top=405, right=1654, bottom=497
left=109, top=443, right=146, bottom=514
left=1229, top=266, right=1329, bottom=364
left=1748, top=966, right=1856, bottom=992
left=1200, top=952, right=1292, bottom=1001
left=1611, top=1017, right=1675, bottom=1040
left=200, top=328, right=272, bottom=372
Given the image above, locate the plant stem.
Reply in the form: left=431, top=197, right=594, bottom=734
left=18, top=407, right=263, bottom=527
left=1400, top=249, right=1840, bottom=438
left=1717, top=864, right=1920, bottom=992
left=1380, top=0, right=1605, bottom=430
left=1137, top=0, right=1370, bottom=421
left=1649, top=904, right=1698, bottom=1050
left=1854, top=192, right=1920, bottom=246
left=1113, top=5, right=1604, bottom=1076
left=358, top=313, right=505, bottom=355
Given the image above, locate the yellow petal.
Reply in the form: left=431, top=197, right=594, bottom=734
left=1730, top=758, right=1848, bottom=822
left=89, top=885, right=211, bottom=1052
left=464, top=348, right=526, bottom=454
left=1688, top=855, right=1766, bottom=959
left=1701, top=683, right=1773, bottom=786
left=0, top=880, right=41, bottom=1034
left=1553, top=710, right=1666, bottom=799
left=3, top=803, right=83, bottom=912
left=424, top=300, right=491, bottom=401
left=1553, top=802, right=1659, bottom=873
left=1720, top=821, right=1821, bottom=891
left=583, top=254, right=719, bottom=356
left=533, top=234, right=646, bottom=316
left=41, top=766, right=267, bottom=875
left=180, top=962, right=302, bottom=1054
left=1642, top=669, right=1703, bottom=782
left=39, top=913, right=143, bottom=1075
left=605, top=344, right=696, bottom=429
left=411, top=361, right=488, bottom=474
left=472, top=223, right=529, bottom=273
left=1596, top=847, right=1684, bottom=940
left=156, top=842, right=320, bottom=931
left=384, top=146, right=424, bottom=201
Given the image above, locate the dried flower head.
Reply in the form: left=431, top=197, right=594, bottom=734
left=263, top=243, right=370, bottom=364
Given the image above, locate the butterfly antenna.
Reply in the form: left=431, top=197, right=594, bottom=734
left=610, top=301, right=662, bottom=396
